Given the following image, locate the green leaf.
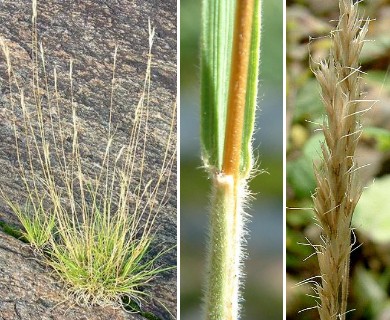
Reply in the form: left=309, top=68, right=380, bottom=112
left=361, top=34, right=390, bottom=63
left=286, top=200, right=313, bottom=228
left=353, top=175, right=390, bottom=243
left=200, top=0, right=261, bottom=177
left=363, top=126, right=390, bottom=152
left=286, top=228, right=313, bottom=269
left=364, top=70, right=390, bottom=94
left=293, top=78, right=322, bottom=122
left=287, top=157, right=316, bottom=199
left=201, top=0, right=235, bottom=170
left=352, top=265, right=387, bottom=318
left=241, top=0, right=261, bottom=176
left=287, top=133, right=324, bottom=198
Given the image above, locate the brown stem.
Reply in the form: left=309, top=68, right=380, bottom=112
left=222, top=0, right=254, bottom=179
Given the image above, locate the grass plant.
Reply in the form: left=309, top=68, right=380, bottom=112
left=200, top=0, right=261, bottom=319
left=305, top=0, right=369, bottom=318
left=0, top=0, right=175, bottom=309
left=4, top=200, right=55, bottom=249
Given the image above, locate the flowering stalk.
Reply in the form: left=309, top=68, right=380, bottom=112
left=311, top=1, right=369, bottom=319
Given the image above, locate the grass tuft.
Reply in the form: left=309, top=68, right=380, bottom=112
left=0, top=1, right=175, bottom=310
left=0, top=220, right=26, bottom=242
left=13, top=200, right=55, bottom=249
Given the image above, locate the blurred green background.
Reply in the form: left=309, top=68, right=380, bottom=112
left=180, top=0, right=283, bottom=319
left=287, top=1, right=390, bottom=319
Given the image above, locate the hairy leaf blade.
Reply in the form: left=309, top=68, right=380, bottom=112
left=200, top=0, right=235, bottom=171
left=201, top=0, right=261, bottom=178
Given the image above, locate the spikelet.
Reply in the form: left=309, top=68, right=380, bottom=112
left=311, top=1, right=369, bottom=319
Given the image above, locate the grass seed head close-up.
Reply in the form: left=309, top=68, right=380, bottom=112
left=287, top=1, right=390, bottom=319
left=0, top=0, right=177, bottom=318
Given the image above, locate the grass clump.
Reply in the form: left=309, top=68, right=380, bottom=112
left=48, top=217, right=170, bottom=305
left=0, top=0, right=175, bottom=309
left=6, top=200, right=55, bottom=249
left=0, top=220, right=26, bottom=241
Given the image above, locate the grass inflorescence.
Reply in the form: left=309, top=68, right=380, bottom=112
left=0, top=0, right=175, bottom=310
left=305, top=0, right=369, bottom=318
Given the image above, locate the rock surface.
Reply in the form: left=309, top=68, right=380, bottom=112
left=0, top=0, right=176, bottom=319
left=0, top=231, right=146, bottom=320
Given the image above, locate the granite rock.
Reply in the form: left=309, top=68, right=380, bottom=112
left=0, top=0, right=177, bottom=319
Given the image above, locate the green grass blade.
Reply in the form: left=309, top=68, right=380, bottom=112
left=200, top=0, right=235, bottom=171
left=241, top=0, right=261, bottom=177
left=201, top=0, right=261, bottom=178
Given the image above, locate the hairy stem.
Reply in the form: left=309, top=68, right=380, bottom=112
left=205, top=174, right=244, bottom=320
left=202, top=0, right=260, bottom=318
